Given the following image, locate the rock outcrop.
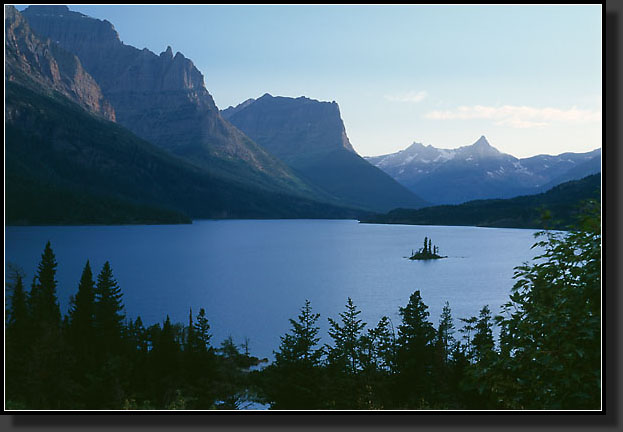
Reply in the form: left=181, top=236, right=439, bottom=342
left=222, top=94, right=428, bottom=212
left=5, top=5, right=115, bottom=121
left=21, top=5, right=317, bottom=197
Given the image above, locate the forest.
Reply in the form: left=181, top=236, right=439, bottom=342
left=4, top=200, right=601, bottom=410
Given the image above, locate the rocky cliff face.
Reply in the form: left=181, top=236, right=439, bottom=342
left=5, top=6, right=115, bottom=121
left=21, top=5, right=315, bottom=196
left=222, top=94, right=428, bottom=212
left=222, top=94, right=356, bottom=164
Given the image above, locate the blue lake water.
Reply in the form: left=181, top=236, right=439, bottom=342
left=5, top=220, right=541, bottom=360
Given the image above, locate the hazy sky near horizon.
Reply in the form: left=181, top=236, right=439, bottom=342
left=16, top=5, right=602, bottom=158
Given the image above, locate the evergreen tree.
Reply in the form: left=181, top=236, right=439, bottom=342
left=29, top=241, right=61, bottom=331
left=264, top=300, right=324, bottom=409
left=6, top=267, right=30, bottom=401
left=395, top=290, right=436, bottom=406
left=326, top=297, right=366, bottom=375
left=275, top=299, right=323, bottom=367
left=68, top=261, right=96, bottom=354
left=193, top=308, right=212, bottom=352
left=7, top=267, right=29, bottom=338
left=435, top=301, right=455, bottom=365
left=472, top=305, right=495, bottom=363
left=458, top=316, right=478, bottom=362
left=94, top=261, right=125, bottom=354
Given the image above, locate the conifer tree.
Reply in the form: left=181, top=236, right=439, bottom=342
left=7, top=268, right=29, bottom=338
left=193, top=308, right=212, bottom=352
left=6, top=268, right=30, bottom=401
left=94, top=261, right=125, bottom=354
left=29, top=241, right=61, bottom=330
left=275, top=299, right=322, bottom=367
left=68, top=261, right=96, bottom=354
left=436, top=301, right=455, bottom=365
left=327, top=297, right=366, bottom=375
left=472, top=305, right=495, bottom=363
left=395, top=290, right=436, bottom=406
left=265, top=300, right=324, bottom=409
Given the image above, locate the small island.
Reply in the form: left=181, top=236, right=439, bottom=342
left=409, top=236, right=446, bottom=260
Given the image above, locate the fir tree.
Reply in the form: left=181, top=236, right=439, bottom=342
left=68, top=261, right=96, bottom=353
left=29, top=241, right=61, bottom=330
left=395, top=290, right=436, bottom=406
left=275, top=299, right=322, bottom=367
left=472, top=305, right=495, bottom=364
left=94, top=261, right=125, bottom=354
left=193, top=308, right=212, bottom=352
left=326, top=297, right=366, bottom=375
left=436, top=301, right=455, bottom=365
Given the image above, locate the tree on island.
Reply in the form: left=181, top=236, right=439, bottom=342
left=409, top=237, right=445, bottom=260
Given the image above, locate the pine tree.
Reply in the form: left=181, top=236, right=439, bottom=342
left=68, top=261, right=96, bottom=355
left=275, top=299, right=322, bottom=367
left=436, top=301, right=455, bottom=365
left=472, top=305, right=495, bottom=363
left=265, top=300, right=324, bottom=409
left=6, top=267, right=31, bottom=401
left=326, top=297, right=366, bottom=375
left=29, top=241, right=61, bottom=331
left=458, top=316, right=477, bottom=362
left=7, top=267, right=29, bottom=338
left=94, top=261, right=125, bottom=354
left=193, top=308, right=211, bottom=352
left=395, top=290, right=436, bottom=406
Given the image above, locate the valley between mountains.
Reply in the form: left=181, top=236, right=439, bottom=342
left=5, top=5, right=600, bottom=228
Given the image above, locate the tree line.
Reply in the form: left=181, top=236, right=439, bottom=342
left=5, top=200, right=600, bottom=410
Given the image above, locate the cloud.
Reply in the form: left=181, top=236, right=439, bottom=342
left=425, top=105, right=601, bottom=128
left=385, top=90, right=428, bottom=103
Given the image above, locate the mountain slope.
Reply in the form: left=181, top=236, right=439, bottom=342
left=366, top=136, right=601, bottom=205
left=5, top=6, right=365, bottom=224
left=20, top=5, right=326, bottom=200
left=5, top=5, right=115, bottom=121
left=5, top=81, right=365, bottom=224
left=222, top=94, right=428, bottom=212
left=361, top=174, right=601, bottom=230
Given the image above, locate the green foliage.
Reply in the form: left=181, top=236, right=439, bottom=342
left=5, top=200, right=601, bottom=410
left=326, top=297, right=366, bottom=375
left=261, top=300, right=324, bottom=409
left=409, top=237, right=444, bottom=260
left=275, top=299, right=323, bottom=367
left=193, top=308, right=212, bottom=352
left=490, top=199, right=601, bottom=409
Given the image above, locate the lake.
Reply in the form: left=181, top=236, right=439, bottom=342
left=5, top=220, right=541, bottom=360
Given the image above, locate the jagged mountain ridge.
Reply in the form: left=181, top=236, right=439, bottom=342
left=222, top=94, right=429, bottom=212
left=5, top=6, right=115, bottom=121
left=366, top=136, right=601, bottom=205
left=5, top=6, right=366, bottom=224
left=20, top=5, right=327, bottom=199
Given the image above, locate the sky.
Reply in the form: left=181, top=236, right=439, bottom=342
left=16, top=5, right=602, bottom=158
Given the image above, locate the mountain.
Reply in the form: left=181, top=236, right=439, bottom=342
left=366, top=136, right=601, bottom=205
left=5, top=6, right=365, bottom=225
left=361, top=174, right=600, bottom=230
left=5, top=6, right=115, bottom=121
left=222, top=94, right=428, bottom=212
left=20, top=5, right=326, bottom=199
